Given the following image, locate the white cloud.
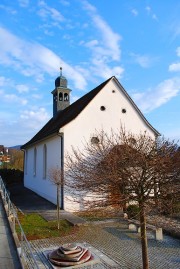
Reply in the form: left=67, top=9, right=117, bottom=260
left=0, top=4, right=17, bottom=14
left=169, top=63, right=180, bottom=72
left=0, top=76, right=11, bottom=87
left=60, top=0, right=70, bottom=6
left=145, top=6, right=151, bottom=14
left=132, top=77, right=180, bottom=113
left=31, top=94, right=42, bottom=99
left=177, top=47, right=180, bottom=56
left=18, top=0, right=29, bottom=7
left=168, top=47, right=180, bottom=72
left=82, top=0, right=121, bottom=60
left=71, top=95, right=80, bottom=103
left=0, top=91, right=28, bottom=105
left=16, top=84, right=29, bottom=93
left=85, top=40, right=99, bottom=47
left=0, top=26, right=87, bottom=90
left=0, top=107, right=51, bottom=146
left=130, top=53, right=154, bottom=68
left=38, top=1, right=64, bottom=23
left=145, top=5, right=158, bottom=21
left=20, top=107, right=50, bottom=129
left=152, top=14, right=158, bottom=21
left=81, top=0, right=123, bottom=79
left=131, top=9, right=138, bottom=16
left=169, top=20, right=180, bottom=40
left=91, top=58, right=124, bottom=79
left=91, top=15, right=121, bottom=61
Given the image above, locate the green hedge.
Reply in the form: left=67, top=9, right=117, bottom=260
left=0, top=168, right=23, bottom=185
left=126, top=204, right=140, bottom=219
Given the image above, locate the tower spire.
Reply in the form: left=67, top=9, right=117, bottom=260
left=60, top=67, right=62, bottom=76
left=52, top=68, right=71, bottom=116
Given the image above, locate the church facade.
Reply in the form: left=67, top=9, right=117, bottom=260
left=21, top=71, right=159, bottom=212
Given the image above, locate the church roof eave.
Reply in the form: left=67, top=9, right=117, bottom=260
left=21, top=77, right=112, bottom=149
left=112, top=77, right=160, bottom=137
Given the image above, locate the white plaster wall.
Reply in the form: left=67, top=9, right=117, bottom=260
left=24, top=135, right=62, bottom=205
left=64, top=79, right=155, bottom=154
left=62, top=79, right=156, bottom=211
left=24, top=78, right=157, bottom=212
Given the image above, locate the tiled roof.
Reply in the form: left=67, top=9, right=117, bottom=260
left=21, top=77, right=112, bottom=148
left=21, top=76, right=160, bottom=149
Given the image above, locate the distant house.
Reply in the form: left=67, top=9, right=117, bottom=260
left=21, top=71, right=159, bottom=212
left=0, top=145, right=10, bottom=164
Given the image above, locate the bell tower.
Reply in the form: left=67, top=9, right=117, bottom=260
left=52, top=68, right=71, bottom=117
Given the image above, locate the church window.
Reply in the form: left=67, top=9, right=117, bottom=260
left=91, top=137, right=100, bottom=145
left=59, top=92, right=63, bottom=101
left=43, top=144, right=47, bottom=179
left=33, top=147, right=37, bottom=177
left=112, top=90, right=115, bottom=93
left=64, top=93, right=69, bottom=101
left=100, top=106, right=106, bottom=111
left=122, top=108, right=126, bottom=113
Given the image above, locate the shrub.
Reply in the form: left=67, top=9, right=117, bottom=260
left=0, top=168, right=23, bottom=185
left=126, top=204, right=140, bottom=219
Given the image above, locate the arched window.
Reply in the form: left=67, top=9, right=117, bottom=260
left=64, top=93, right=69, bottom=101
left=33, top=147, right=37, bottom=177
left=91, top=137, right=100, bottom=145
left=54, top=93, right=57, bottom=102
left=59, top=92, right=63, bottom=101
left=43, top=144, right=47, bottom=179
left=25, top=150, right=28, bottom=175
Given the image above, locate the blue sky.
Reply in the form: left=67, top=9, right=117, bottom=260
left=0, top=0, right=180, bottom=147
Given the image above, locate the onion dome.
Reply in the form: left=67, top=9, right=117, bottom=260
left=55, top=67, right=67, bottom=88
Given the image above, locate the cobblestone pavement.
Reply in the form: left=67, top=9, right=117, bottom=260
left=147, top=215, right=180, bottom=239
left=30, top=220, right=180, bottom=269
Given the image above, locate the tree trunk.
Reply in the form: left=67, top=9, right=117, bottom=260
left=139, top=202, right=149, bottom=269
left=57, top=185, right=60, bottom=230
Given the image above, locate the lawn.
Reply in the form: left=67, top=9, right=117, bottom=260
left=16, top=213, right=74, bottom=240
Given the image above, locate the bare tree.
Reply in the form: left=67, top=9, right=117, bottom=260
left=48, top=167, right=64, bottom=229
left=65, top=129, right=180, bottom=269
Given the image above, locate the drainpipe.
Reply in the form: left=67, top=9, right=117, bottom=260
left=58, top=132, right=64, bottom=210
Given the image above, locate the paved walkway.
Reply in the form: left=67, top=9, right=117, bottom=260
left=7, top=183, right=86, bottom=225
left=0, top=197, right=22, bottom=269
left=6, top=183, right=180, bottom=268
left=31, top=221, right=180, bottom=269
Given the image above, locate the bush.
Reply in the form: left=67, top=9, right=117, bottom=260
left=126, top=204, right=140, bottom=219
left=0, top=168, right=23, bottom=185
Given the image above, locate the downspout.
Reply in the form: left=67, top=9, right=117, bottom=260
left=21, top=149, right=25, bottom=178
left=58, top=132, right=64, bottom=210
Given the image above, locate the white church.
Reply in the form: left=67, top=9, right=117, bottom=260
left=21, top=70, right=159, bottom=212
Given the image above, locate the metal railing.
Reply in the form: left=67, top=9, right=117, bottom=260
left=0, top=176, right=40, bottom=269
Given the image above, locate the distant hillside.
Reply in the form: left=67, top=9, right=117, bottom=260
left=9, top=145, right=22, bottom=150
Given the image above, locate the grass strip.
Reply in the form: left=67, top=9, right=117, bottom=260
left=16, top=213, right=73, bottom=240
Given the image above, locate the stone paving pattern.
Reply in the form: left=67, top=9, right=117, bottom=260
left=146, top=215, right=180, bottom=239
left=6, top=183, right=180, bottom=269
left=0, top=197, right=22, bottom=269
left=30, top=220, right=180, bottom=269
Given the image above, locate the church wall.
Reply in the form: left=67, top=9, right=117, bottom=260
left=24, top=135, right=62, bottom=205
left=62, top=79, right=156, bottom=211
left=23, top=78, right=158, bottom=212
left=64, top=79, right=155, bottom=153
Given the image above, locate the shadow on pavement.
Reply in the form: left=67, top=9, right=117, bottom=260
left=7, top=182, right=56, bottom=213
